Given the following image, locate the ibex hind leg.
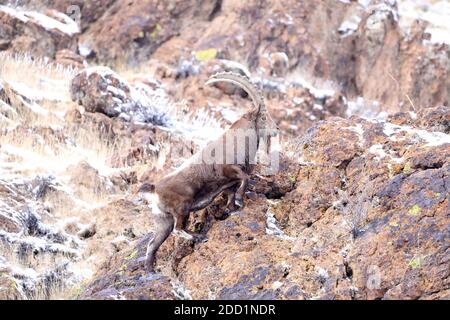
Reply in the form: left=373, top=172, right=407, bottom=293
left=173, top=213, right=208, bottom=243
left=224, top=187, right=238, bottom=215
left=145, top=212, right=174, bottom=272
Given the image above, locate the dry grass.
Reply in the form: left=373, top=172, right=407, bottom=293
left=0, top=52, right=76, bottom=102
left=0, top=54, right=118, bottom=300
left=0, top=239, right=80, bottom=300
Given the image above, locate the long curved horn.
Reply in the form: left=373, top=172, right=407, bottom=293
left=205, top=72, right=265, bottom=112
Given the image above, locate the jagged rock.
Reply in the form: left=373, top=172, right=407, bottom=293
left=414, top=106, right=450, bottom=134
left=387, top=106, right=450, bottom=134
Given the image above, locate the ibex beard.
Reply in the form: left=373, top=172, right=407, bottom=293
left=138, top=72, right=279, bottom=272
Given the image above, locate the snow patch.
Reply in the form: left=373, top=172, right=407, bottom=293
left=171, top=280, right=192, bottom=300
left=383, top=122, right=450, bottom=147
left=338, top=16, right=362, bottom=37
left=292, top=77, right=335, bottom=100
left=78, top=44, right=92, bottom=57
left=265, top=203, right=295, bottom=241
left=0, top=5, right=79, bottom=36
left=368, top=144, right=387, bottom=160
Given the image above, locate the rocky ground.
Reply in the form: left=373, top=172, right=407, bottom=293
left=0, top=0, right=448, bottom=299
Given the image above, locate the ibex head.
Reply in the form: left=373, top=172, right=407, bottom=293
left=206, top=72, right=278, bottom=139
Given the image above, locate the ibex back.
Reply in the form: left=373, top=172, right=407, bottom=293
left=138, top=72, right=278, bottom=272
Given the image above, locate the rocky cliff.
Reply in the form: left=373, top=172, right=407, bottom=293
left=0, top=0, right=449, bottom=300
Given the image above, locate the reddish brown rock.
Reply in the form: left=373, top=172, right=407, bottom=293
left=79, top=115, right=449, bottom=300
left=0, top=6, right=79, bottom=59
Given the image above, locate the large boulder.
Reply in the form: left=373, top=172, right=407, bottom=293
left=70, top=67, right=171, bottom=125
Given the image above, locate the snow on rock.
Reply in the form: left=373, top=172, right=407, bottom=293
left=0, top=175, right=90, bottom=299
left=397, top=0, right=450, bottom=45
left=265, top=201, right=295, bottom=241
left=346, top=96, right=385, bottom=119
left=383, top=122, right=450, bottom=147
left=339, top=16, right=362, bottom=37
left=0, top=5, right=80, bottom=36
left=290, top=77, right=336, bottom=101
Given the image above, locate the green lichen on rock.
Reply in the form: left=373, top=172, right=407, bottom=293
left=125, top=250, right=138, bottom=260
left=408, top=204, right=421, bottom=216
left=195, top=48, right=217, bottom=61
left=288, top=173, right=297, bottom=184
left=408, top=255, right=424, bottom=269
left=149, top=23, right=162, bottom=38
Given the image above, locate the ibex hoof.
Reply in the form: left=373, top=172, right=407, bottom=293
left=235, top=198, right=244, bottom=208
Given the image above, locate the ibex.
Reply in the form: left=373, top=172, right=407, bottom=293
left=139, top=72, right=278, bottom=272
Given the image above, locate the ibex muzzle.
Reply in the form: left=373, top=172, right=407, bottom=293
left=139, top=72, right=278, bottom=272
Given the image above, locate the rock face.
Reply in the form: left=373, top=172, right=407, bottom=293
left=3, top=1, right=448, bottom=116
left=79, top=109, right=450, bottom=300
left=78, top=0, right=222, bottom=65
left=74, top=0, right=449, bottom=113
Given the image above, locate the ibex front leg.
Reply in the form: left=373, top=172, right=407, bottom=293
left=145, top=212, right=174, bottom=272
left=224, top=165, right=249, bottom=208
